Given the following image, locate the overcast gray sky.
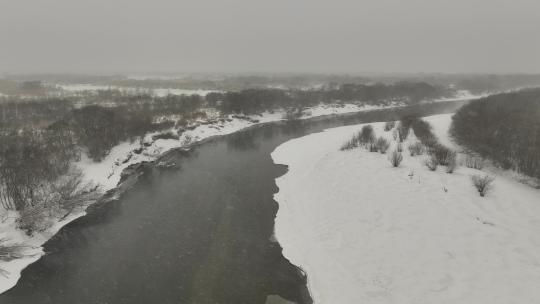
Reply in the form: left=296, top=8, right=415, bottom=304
left=1, top=0, right=539, bottom=74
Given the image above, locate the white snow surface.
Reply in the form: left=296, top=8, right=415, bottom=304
left=431, top=90, right=488, bottom=103
left=272, top=114, right=540, bottom=304
left=56, top=84, right=219, bottom=96
left=0, top=101, right=398, bottom=294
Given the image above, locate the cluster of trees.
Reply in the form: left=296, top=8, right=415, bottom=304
left=0, top=98, right=73, bottom=129
left=399, top=116, right=455, bottom=165
left=51, top=106, right=156, bottom=161
left=213, top=82, right=452, bottom=115
left=451, top=89, right=540, bottom=179
left=0, top=128, right=100, bottom=234
left=0, top=79, right=57, bottom=96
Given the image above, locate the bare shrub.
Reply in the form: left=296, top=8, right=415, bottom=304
left=0, top=238, right=34, bottom=262
left=358, top=125, right=375, bottom=147
left=471, top=175, right=495, bottom=197
left=368, top=142, right=379, bottom=152
left=425, top=154, right=438, bottom=171
left=397, top=123, right=409, bottom=142
left=421, top=134, right=439, bottom=149
left=283, top=107, right=304, bottom=121
left=181, top=134, right=193, bottom=146
left=430, top=144, right=455, bottom=166
left=384, top=121, right=396, bottom=131
left=340, top=139, right=358, bottom=151
left=16, top=203, right=59, bottom=236
left=375, top=137, right=390, bottom=154
left=465, top=155, right=484, bottom=170
left=446, top=152, right=458, bottom=173
left=152, top=131, right=179, bottom=141
left=53, top=169, right=101, bottom=220
left=408, top=141, right=425, bottom=156
left=389, top=150, right=403, bottom=167
left=397, top=142, right=403, bottom=152
left=15, top=168, right=100, bottom=235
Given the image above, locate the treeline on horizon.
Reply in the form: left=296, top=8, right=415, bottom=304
left=1, top=81, right=451, bottom=129
left=5, top=73, right=540, bottom=93
left=451, top=88, right=540, bottom=179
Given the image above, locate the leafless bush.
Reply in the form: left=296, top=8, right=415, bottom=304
left=151, top=131, right=179, bottom=141
left=397, top=142, right=403, bottom=152
left=368, top=143, right=379, bottom=152
left=283, top=107, right=304, bottom=121
left=465, top=155, right=484, bottom=170
left=0, top=238, right=34, bottom=262
left=408, top=141, right=425, bottom=156
left=430, top=144, right=455, bottom=166
left=375, top=137, right=390, bottom=154
left=471, top=175, right=495, bottom=197
left=421, top=134, right=439, bottom=149
left=16, top=203, right=59, bottom=236
left=425, top=154, right=438, bottom=171
left=340, top=139, right=358, bottom=151
left=358, top=125, right=375, bottom=147
left=397, top=123, right=409, bottom=142
left=446, top=152, right=458, bottom=173
left=15, top=168, right=101, bottom=235
left=53, top=169, right=101, bottom=220
left=384, top=121, right=396, bottom=131
left=389, top=150, right=403, bottom=167
left=181, top=134, right=193, bottom=146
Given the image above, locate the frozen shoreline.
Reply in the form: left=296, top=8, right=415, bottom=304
left=271, top=114, right=540, bottom=303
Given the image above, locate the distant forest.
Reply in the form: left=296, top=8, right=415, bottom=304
left=451, top=89, right=540, bottom=179
left=5, top=73, right=540, bottom=93
left=1, top=81, right=451, bottom=129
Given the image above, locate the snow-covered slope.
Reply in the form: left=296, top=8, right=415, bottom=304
left=272, top=114, right=540, bottom=304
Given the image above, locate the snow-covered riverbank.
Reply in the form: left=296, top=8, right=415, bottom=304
left=0, top=101, right=403, bottom=294
left=272, top=114, right=540, bottom=304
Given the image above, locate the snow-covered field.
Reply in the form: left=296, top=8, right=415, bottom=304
left=55, top=84, right=219, bottom=97
left=432, top=90, right=489, bottom=103
left=272, top=114, right=540, bottom=304
left=0, top=101, right=399, bottom=294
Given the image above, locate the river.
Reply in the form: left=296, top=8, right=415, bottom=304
left=0, top=100, right=469, bottom=304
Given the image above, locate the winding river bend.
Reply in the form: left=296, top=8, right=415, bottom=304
left=0, top=100, right=469, bottom=304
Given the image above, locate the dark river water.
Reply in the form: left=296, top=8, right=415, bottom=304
left=0, top=101, right=468, bottom=304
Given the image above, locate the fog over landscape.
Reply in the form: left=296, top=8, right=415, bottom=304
left=1, top=0, right=540, bottom=74
left=1, top=2, right=540, bottom=304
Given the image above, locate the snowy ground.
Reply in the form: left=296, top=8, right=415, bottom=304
left=0, top=101, right=401, bottom=294
left=272, top=114, right=540, bottom=304
left=55, top=83, right=219, bottom=97
left=431, top=90, right=489, bottom=103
